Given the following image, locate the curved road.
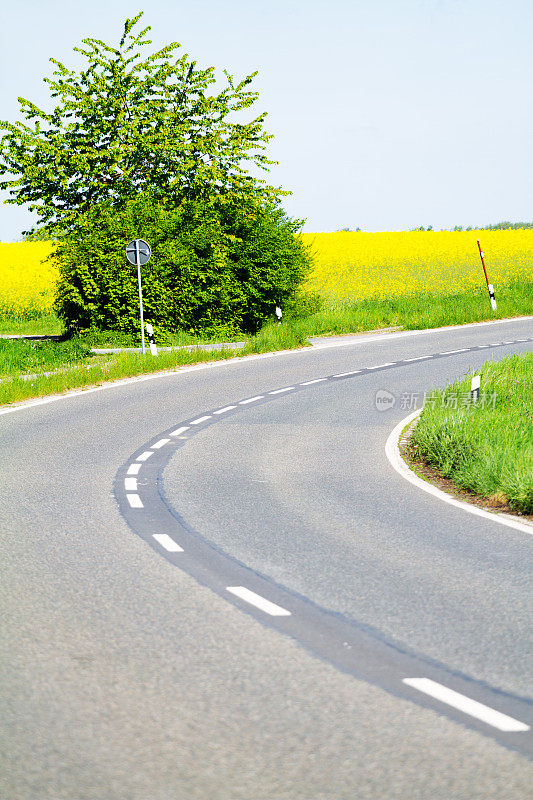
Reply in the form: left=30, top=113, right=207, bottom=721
left=1, top=317, right=532, bottom=800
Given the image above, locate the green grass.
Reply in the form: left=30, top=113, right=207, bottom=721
left=0, top=342, right=250, bottom=406
left=410, top=353, right=533, bottom=514
left=284, top=280, right=533, bottom=339
left=0, top=338, right=93, bottom=378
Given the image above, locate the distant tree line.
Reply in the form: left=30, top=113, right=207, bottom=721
left=476, top=221, right=533, bottom=230
left=415, top=222, right=533, bottom=232
left=333, top=222, right=533, bottom=233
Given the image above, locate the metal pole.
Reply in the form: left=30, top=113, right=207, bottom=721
left=136, top=240, right=146, bottom=354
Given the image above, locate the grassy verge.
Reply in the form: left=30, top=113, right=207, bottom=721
left=284, top=280, right=533, bottom=338
left=0, top=280, right=531, bottom=409
left=0, top=326, right=313, bottom=407
left=410, top=353, right=533, bottom=514
left=0, top=344, right=243, bottom=406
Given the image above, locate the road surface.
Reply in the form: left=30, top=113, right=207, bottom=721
left=1, top=317, right=532, bottom=799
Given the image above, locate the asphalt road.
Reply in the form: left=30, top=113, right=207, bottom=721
left=1, top=317, right=532, bottom=800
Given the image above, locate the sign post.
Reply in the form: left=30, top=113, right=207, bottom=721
left=126, top=239, right=151, bottom=354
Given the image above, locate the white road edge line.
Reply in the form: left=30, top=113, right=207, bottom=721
left=226, top=586, right=291, bottom=616
left=385, top=410, right=533, bottom=535
left=127, top=463, right=141, bottom=475
left=170, top=426, right=189, bottom=436
left=126, top=493, right=144, bottom=509
left=403, top=678, right=530, bottom=732
left=152, top=533, right=184, bottom=552
left=136, top=451, right=153, bottom=462
left=214, top=405, right=236, bottom=414
left=2, top=317, right=531, bottom=417
left=239, top=396, right=264, bottom=404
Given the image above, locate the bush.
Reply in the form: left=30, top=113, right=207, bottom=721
left=53, top=194, right=312, bottom=337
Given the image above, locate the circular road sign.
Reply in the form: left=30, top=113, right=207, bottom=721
left=126, top=239, right=151, bottom=266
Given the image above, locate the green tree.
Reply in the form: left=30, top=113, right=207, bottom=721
left=0, top=12, right=282, bottom=234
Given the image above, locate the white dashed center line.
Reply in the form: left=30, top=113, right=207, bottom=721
left=214, top=405, right=237, bottom=414
left=152, top=438, right=171, bottom=449
left=439, top=348, right=469, bottom=355
left=226, top=586, right=291, bottom=616
left=119, top=333, right=533, bottom=743
left=403, top=678, right=530, bottom=732
left=153, top=533, right=184, bottom=552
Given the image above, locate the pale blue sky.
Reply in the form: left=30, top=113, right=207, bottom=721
left=1, top=0, right=531, bottom=239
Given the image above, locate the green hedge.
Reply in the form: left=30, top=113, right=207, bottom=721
left=53, top=195, right=311, bottom=337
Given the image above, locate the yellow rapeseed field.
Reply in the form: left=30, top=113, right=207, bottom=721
left=300, top=230, right=533, bottom=300
left=0, top=242, right=57, bottom=314
left=0, top=232, right=531, bottom=317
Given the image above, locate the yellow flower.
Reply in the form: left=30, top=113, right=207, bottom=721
left=0, top=242, right=57, bottom=313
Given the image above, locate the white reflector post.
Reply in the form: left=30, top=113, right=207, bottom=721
left=471, top=374, right=481, bottom=404
left=477, top=241, right=497, bottom=311
left=146, top=323, right=158, bottom=356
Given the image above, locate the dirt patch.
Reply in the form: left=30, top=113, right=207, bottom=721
left=399, top=420, right=533, bottom=524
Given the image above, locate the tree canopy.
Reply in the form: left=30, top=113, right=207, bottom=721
left=0, top=12, right=284, bottom=234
